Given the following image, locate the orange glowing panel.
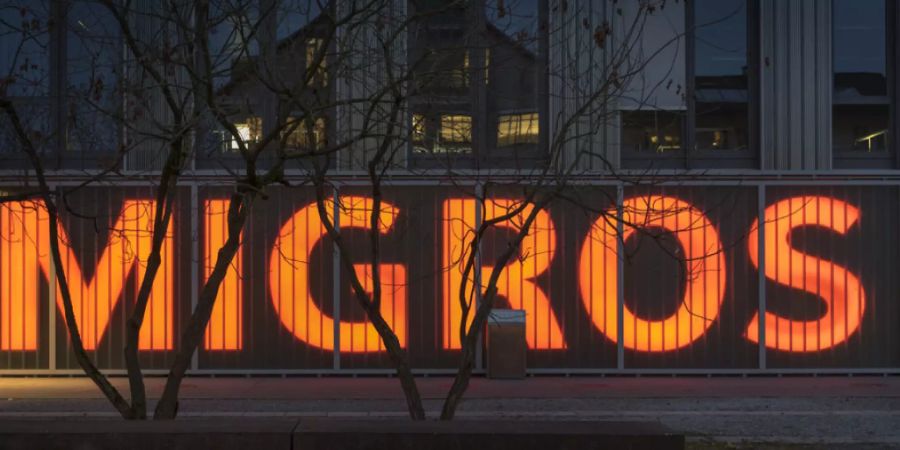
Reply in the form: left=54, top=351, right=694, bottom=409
left=747, top=196, right=865, bottom=352
left=578, top=195, right=726, bottom=352
left=1, top=201, right=42, bottom=351
left=268, top=196, right=407, bottom=352
left=0, top=200, right=174, bottom=351
left=203, top=199, right=243, bottom=351
left=350, top=263, right=407, bottom=352
left=441, top=198, right=565, bottom=350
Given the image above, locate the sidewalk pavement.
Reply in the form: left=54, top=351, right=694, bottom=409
left=1, top=375, right=899, bottom=448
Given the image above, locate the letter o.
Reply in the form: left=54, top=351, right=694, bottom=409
left=578, top=195, right=727, bottom=352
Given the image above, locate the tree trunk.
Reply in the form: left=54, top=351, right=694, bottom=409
left=313, top=185, right=427, bottom=420
left=123, top=134, right=186, bottom=419
left=440, top=197, right=548, bottom=420
left=154, top=193, right=250, bottom=420
left=1, top=100, right=133, bottom=419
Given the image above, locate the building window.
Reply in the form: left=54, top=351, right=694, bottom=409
left=437, top=114, right=472, bottom=152
left=66, top=0, right=121, bottom=154
left=621, top=0, right=754, bottom=168
left=284, top=117, right=326, bottom=151
left=227, top=116, right=262, bottom=151
left=408, top=0, right=546, bottom=166
left=461, top=50, right=470, bottom=88
left=411, top=113, right=428, bottom=152
left=461, top=48, right=490, bottom=87
left=497, top=112, right=539, bottom=146
left=277, top=2, right=322, bottom=41
left=0, top=2, right=51, bottom=157
left=693, top=0, right=749, bottom=153
left=622, top=111, right=683, bottom=153
left=306, top=38, right=327, bottom=86
left=0, top=3, right=50, bottom=97
left=833, top=0, right=891, bottom=159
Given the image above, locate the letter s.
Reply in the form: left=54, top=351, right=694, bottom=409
left=748, top=196, right=866, bottom=352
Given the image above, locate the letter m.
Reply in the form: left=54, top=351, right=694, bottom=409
left=1, top=200, right=173, bottom=351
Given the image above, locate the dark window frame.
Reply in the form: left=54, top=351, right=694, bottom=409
left=1, top=0, right=124, bottom=171
left=406, top=0, right=550, bottom=170
left=622, top=0, right=760, bottom=170
left=832, top=0, right=898, bottom=169
left=196, top=9, right=336, bottom=172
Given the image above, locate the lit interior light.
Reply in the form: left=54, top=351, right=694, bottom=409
left=855, top=129, right=887, bottom=152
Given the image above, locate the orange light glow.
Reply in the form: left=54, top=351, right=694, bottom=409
left=268, top=196, right=407, bottom=352
left=204, top=199, right=243, bottom=350
left=442, top=198, right=565, bottom=350
left=1, top=201, right=42, bottom=351
left=747, top=196, right=865, bottom=352
left=578, top=195, right=726, bottom=352
left=0, top=200, right=174, bottom=351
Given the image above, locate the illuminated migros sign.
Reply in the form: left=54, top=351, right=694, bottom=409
left=0, top=186, right=896, bottom=370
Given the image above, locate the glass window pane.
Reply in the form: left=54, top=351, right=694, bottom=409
left=438, top=114, right=472, bottom=152
left=486, top=0, right=541, bottom=157
left=833, top=0, right=889, bottom=152
left=277, top=0, right=321, bottom=41
left=67, top=0, right=120, bottom=153
left=622, top=111, right=683, bottom=153
left=694, top=0, right=748, bottom=151
left=209, top=2, right=262, bottom=89
left=226, top=116, right=263, bottom=152
left=618, top=0, right=687, bottom=154
left=409, top=0, right=543, bottom=162
left=0, top=2, right=51, bottom=156
left=497, top=112, right=539, bottom=147
left=411, top=113, right=428, bottom=152
left=206, top=2, right=323, bottom=160
left=0, top=1, right=50, bottom=96
left=284, top=116, right=325, bottom=151
left=486, top=0, right=539, bottom=52
left=305, top=38, right=327, bottom=86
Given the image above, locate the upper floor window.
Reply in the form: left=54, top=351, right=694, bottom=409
left=621, top=0, right=755, bottom=169
left=408, top=0, right=545, bottom=167
left=202, top=2, right=328, bottom=168
left=1, top=1, right=123, bottom=162
left=284, top=116, right=326, bottom=151
left=305, top=38, right=327, bottom=86
left=277, top=1, right=321, bottom=41
left=411, top=113, right=427, bottom=152
left=0, top=2, right=50, bottom=97
left=832, top=0, right=892, bottom=165
left=0, top=1, right=51, bottom=156
left=221, top=116, right=262, bottom=152
left=497, top=112, right=539, bottom=147
left=67, top=0, right=121, bottom=154
left=694, top=0, right=750, bottom=153
left=436, top=114, right=472, bottom=153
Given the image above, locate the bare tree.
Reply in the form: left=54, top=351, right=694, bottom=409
left=294, top=0, right=708, bottom=420
left=1, top=0, right=745, bottom=421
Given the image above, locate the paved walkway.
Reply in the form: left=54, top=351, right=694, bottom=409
left=3, top=375, right=898, bottom=399
left=1, top=376, right=899, bottom=448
